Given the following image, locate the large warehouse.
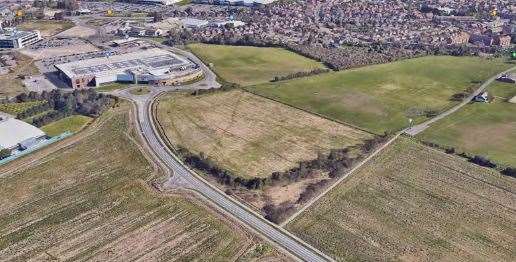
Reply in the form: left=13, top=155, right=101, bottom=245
left=0, top=117, right=46, bottom=151
left=55, top=48, right=202, bottom=88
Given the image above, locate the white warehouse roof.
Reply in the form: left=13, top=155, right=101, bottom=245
left=0, top=118, right=46, bottom=150
left=55, top=48, right=192, bottom=79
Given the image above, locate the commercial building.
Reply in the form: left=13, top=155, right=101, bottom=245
left=0, top=28, right=42, bottom=49
left=55, top=48, right=202, bottom=88
left=181, top=18, right=209, bottom=29
left=0, top=117, right=46, bottom=151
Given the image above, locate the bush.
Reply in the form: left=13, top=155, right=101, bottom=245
left=0, top=149, right=11, bottom=160
left=262, top=202, right=296, bottom=223
left=445, top=147, right=456, bottom=154
left=469, top=155, right=497, bottom=168
left=501, top=167, right=516, bottom=178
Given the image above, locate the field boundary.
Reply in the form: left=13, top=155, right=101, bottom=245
left=244, top=88, right=378, bottom=135
left=281, top=131, right=403, bottom=226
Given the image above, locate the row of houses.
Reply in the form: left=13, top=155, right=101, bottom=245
left=192, top=0, right=276, bottom=7
left=117, top=18, right=245, bottom=37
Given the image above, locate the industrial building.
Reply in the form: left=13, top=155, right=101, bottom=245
left=55, top=48, right=203, bottom=88
left=0, top=117, right=46, bottom=151
left=0, top=28, right=42, bottom=49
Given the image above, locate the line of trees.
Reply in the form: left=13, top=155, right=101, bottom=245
left=175, top=134, right=389, bottom=222
left=271, top=68, right=331, bottom=82
left=422, top=140, right=515, bottom=178
left=178, top=135, right=388, bottom=190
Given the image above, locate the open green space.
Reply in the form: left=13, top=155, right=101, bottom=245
left=418, top=81, right=516, bottom=167
left=248, top=56, right=514, bottom=134
left=41, top=115, right=93, bottom=136
left=0, top=104, right=282, bottom=261
left=96, top=82, right=129, bottom=92
left=187, top=43, right=326, bottom=86
left=288, top=138, right=516, bottom=261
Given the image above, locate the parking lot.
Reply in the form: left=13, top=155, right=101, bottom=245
left=21, top=38, right=101, bottom=61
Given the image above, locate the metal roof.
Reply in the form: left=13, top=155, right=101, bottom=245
left=55, top=48, right=192, bottom=79
left=0, top=117, right=46, bottom=149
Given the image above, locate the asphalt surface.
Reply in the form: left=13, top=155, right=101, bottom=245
left=113, top=48, right=333, bottom=262
left=405, top=65, right=516, bottom=136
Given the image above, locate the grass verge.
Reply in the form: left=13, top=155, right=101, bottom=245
left=40, top=115, right=93, bottom=136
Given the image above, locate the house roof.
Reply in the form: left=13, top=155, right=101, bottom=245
left=0, top=117, right=45, bottom=149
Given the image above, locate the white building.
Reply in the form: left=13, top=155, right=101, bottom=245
left=0, top=117, right=46, bottom=151
left=211, top=20, right=246, bottom=28
left=181, top=18, right=209, bottom=28
left=0, top=28, right=42, bottom=49
left=55, top=48, right=199, bottom=88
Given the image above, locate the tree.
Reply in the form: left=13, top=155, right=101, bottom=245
left=151, top=12, right=164, bottom=23
left=0, top=149, right=11, bottom=159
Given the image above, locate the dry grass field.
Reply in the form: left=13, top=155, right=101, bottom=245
left=157, top=90, right=372, bottom=178
left=288, top=138, right=516, bottom=261
left=0, top=104, right=286, bottom=261
left=0, top=52, right=39, bottom=98
left=18, top=20, right=74, bottom=37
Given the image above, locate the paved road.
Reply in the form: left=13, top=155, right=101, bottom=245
left=113, top=48, right=333, bottom=261
left=405, top=65, right=516, bottom=136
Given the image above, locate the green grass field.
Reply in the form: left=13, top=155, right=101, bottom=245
left=41, top=115, right=93, bottom=136
left=96, top=82, right=129, bottom=92
left=248, top=56, right=514, bottom=134
left=418, top=81, right=516, bottom=167
left=288, top=138, right=516, bottom=261
left=187, top=44, right=326, bottom=86
left=0, top=104, right=283, bottom=261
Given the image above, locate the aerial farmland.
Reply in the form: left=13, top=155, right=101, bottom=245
left=287, top=138, right=516, bottom=261
left=0, top=104, right=286, bottom=261
left=156, top=89, right=374, bottom=217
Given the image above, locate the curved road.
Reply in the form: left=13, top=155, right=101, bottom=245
left=112, top=47, right=333, bottom=262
